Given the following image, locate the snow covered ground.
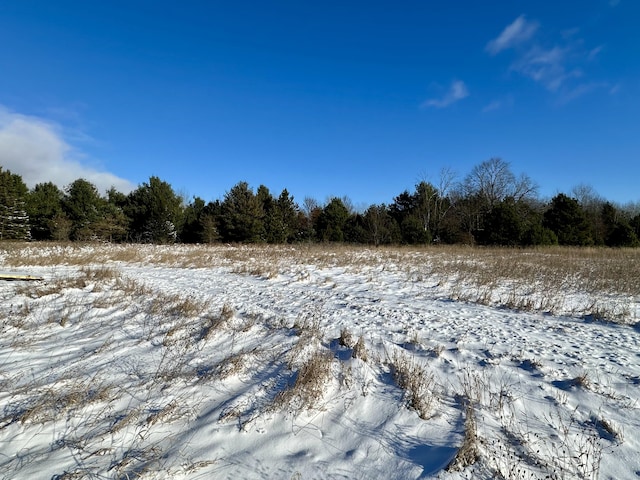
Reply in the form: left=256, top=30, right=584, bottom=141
left=0, top=244, right=639, bottom=479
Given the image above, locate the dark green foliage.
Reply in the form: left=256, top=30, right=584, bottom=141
left=631, top=214, right=640, bottom=240
left=522, top=222, right=558, bottom=246
left=125, top=176, right=184, bottom=243
left=599, top=202, right=639, bottom=247
left=181, top=197, right=221, bottom=244
left=220, top=181, right=265, bottom=242
left=62, top=179, right=106, bottom=241
left=5, top=157, right=638, bottom=247
left=478, top=198, right=523, bottom=246
left=543, top=194, right=593, bottom=246
left=201, top=201, right=221, bottom=243
left=400, top=216, right=431, bottom=244
left=364, top=204, right=400, bottom=245
left=390, top=182, right=449, bottom=244
left=181, top=196, right=206, bottom=243
left=317, top=197, right=350, bottom=242
left=263, top=189, right=298, bottom=243
left=96, top=187, right=129, bottom=242
left=344, top=213, right=368, bottom=243
left=26, top=182, right=64, bottom=240
left=0, top=167, right=30, bottom=240
left=607, top=222, right=639, bottom=247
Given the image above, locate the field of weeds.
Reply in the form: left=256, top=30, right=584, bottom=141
left=1, top=243, right=639, bottom=479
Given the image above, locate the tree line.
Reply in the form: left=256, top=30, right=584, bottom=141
left=1, top=158, right=639, bottom=247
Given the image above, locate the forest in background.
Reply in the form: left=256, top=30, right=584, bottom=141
left=1, top=158, right=639, bottom=247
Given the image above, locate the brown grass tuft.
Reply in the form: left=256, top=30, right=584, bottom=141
left=387, top=351, right=436, bottom=420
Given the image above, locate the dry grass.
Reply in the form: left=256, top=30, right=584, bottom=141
left=1, top=380, right=112, bottom=427
left=352, top=335, right=368, bottom=361
left=275, top=349, right=334, bottom=412
left=4, top=242, right=639, bottom=303
left=446, top=402, right=478, bottom=472
left=338, top=327, right=354, bottom=348
left=387, top=351, right=437, bottom=420
left=1, top=241, right=630, bottom=478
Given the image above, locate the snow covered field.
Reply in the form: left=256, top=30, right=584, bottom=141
left=1, top=243, right=639, bottom=479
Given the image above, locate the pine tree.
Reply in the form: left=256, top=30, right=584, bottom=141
left=26, top=182, right=64, bottom=240
left=63, top=179, right=106, bottom=241
left=181, top=196, right=207, bottom=243
left=0, top=167, right=31, bottom=240
left=543, top=194, right=593, bottom=246
left=264, top=189, right=298, bottom=243
left=125, top=176, right=184, bottom=243
left=317, top=198, right=350, bottom=242
left=220, top=182, right=265, bottom=242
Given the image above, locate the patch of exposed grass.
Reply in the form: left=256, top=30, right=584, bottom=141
left=387, top=351, right=437, bottom=420
left=274, top=349, right=334, bottom=412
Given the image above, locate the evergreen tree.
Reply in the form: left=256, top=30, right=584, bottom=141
left=631, top=214, right=640, bottom=241
left=478, top=198, right=524, bottom=246
left=62, top=179, right=106, bottom=240
left=572, top=184, right=605, bottom=245
left=95, top=187, right=129, bottom=242
left=256, top=185, right=275, bottom=242
left=125, top=176, right=184, bottom=243
left=600, top=203, right=639, bottom=247
left=181, top=196, right=207, bottom=243
left=519, top=204, right=557, bottom=246
left=543, top=194, right=593, bottom=246
left=344, top=212, right=368, bottom=243
left=265, top=189, right=298, bottom=243
left=0, top=167, right=30, bottom=240
left=220, top=181, right=265, bottom=242
left=26, top=182, right=64, bottom=240
left=317, top=197, right=350, bottom=242
left=201, top=201, right=221, bottom=243
left=390, top=189, right=429, bottom=244
left=479, top=198, right=550, bottom=246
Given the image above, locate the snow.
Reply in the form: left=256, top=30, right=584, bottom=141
left=0, top=244, right=639, bottom=479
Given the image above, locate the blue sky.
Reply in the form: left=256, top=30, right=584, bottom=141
left=0, top=1, right=638, bottom=207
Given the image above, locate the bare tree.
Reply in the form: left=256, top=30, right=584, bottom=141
left=464, top=158, right=537, bottom=209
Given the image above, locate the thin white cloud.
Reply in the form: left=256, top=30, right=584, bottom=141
left=486, top=15, right=538, bottom=55
left=482, top=100, right=502, bottom=113
left=482, top=95, right=514, bottom=113
left=587, top=45, right=604, bottom=61
left=487, top=16, right=609, bottom=99
left=423, top=80, right=469, bottom=108
left=557, top=81, right=613, bottom=104
left=0, top=106, right=134, bottom=194
left=512, top=45, right=583, bottom=91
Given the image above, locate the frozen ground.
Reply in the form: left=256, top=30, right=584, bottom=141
left=0, top=244, right=639, bottom=479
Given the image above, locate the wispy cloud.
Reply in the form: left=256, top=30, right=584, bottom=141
left=487, top=16, right=610, bottom=101
left=556, top=82, right=613, bottom=104
left=482, top=100, right=504, bottom=113
left=423, top=80, right=469, bottom=108
left=587, top=45, right=604, bottom=61
left=512, top=45, right=582, bottom=92
left=486, top=15, right=538, bottom=55
left=482, top=100, right=503, bottom=113
left=482, top=95, right=514, bottom=113
left=0, top=106, right=134, bottom=194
